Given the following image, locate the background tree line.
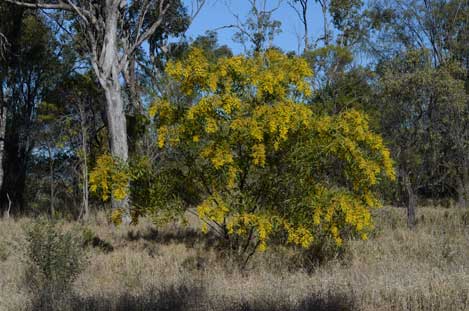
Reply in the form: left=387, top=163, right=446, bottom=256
left=0, top=0, right=467, bottom=229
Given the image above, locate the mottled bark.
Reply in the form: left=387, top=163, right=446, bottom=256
left=94, top=2, right=130, bottom=214
left=103, top=81, right=130, bottom=213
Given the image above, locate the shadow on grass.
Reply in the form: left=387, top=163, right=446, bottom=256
left=31, top=284, right=204, bottom=311
left=126, top=226, right=220, bottom=249
left=227, top=292, right=355, bottom=311
left=31, top=283, right=355, bottom=311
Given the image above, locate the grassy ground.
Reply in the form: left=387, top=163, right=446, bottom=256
left=1, top=206, right=469, bottom=311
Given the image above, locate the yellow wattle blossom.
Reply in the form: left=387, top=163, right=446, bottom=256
left=111, top=209, right=123, bottom=226
left=203, top=145, right=234, bottom=169
left=227, top=166, right=239, bottom=189
left=89, top=154, right=130, bottom=203
left=149, top=99, right=173, bottom=120
left=152, top=48, right=396, bottom=253
left=112, top=188, right=127, bottom=201
left=252, top=144, right=266, bottom=166
left=284, top=222, right=314, bottom=248
left=313, top=210, right=321, bottom=225
left=157, top=126, right=169, bottom=148
left=205, top=118, right=218, bottom=134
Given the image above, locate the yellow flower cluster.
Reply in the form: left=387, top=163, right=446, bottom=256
left=111, top=208, right=123, bottom=226
left=226, top=213, right=274, bottom=252
left=197, top=194, right=230, bottom=233
left=283, top=223, right=314, bottom=248
left=89, top=154, right=130, bottom=202
left=200, top=144, right=234, bottom=169
left=251, top=144, right=266, bottom=166
left=311, top=111, right=396, bottom=217
left=165, top=48, right=217, bottom=95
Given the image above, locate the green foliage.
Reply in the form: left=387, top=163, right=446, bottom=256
left=130, top=157, right=186, bottom=225
left=150, top=48, right=395, bottom=259
left=377, top=49, right=468, bottom=202
left=24, top=219, right=86, bottom=294
left=89, top=154, right=187, bottom=225
left=329, top=0, right=364, bottom=43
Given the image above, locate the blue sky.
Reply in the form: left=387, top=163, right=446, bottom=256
left=183, top=0, right=326, bottom=54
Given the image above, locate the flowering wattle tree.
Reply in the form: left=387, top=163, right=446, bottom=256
left=150, top=48, right=395, bottom=255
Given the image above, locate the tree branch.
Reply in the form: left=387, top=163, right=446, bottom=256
left=0, top=32, right=9, bottom=59
left=4, top=0, right=72, bottom=10
left=129, top=0, right=171, bottom=56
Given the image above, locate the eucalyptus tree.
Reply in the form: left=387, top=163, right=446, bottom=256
left=366, top=0, right=469, bottom=65
left=377, top=50, right=467, bottom=226
left=3, top=0, right=204, bottom=212
left=367, top=0, right=469, bottom=215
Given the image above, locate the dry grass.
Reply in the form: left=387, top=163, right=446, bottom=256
left=1, top=207, right=469, bottom=311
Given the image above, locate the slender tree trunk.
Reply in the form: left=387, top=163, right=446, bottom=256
left=47, top=142, right=55, bottom=216
left=303, top=19, right=309, bottom=51
left=457, top=172, right=469, bottom=208
left=78, top=105, right=89, bottom=220
left=301, top=1, right=309, bottom=51
left=0, top=97, right=6, bottom=199
left=319, top=0, right=329, bottom=46
left=403, top=170, right=416, bottom=228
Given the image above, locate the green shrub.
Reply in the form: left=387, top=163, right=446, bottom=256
left=24, top=219, right=86, bottom=295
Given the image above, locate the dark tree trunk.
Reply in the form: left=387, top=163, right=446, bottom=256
left=457, top=172, right=469, bottom=208
left=1, top=137, right=28, bottom=214
left=403, top=170, right=416, bottom=229
left=0, top=92, right=6, bottom=200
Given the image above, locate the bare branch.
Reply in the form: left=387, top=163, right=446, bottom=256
left=63, top=0, right=92, bottom=24
left=190, top=0, right=206, bottom=21
left=127, top=0, right=171, bottom=58
left=3, top=0, right=72, bottom=10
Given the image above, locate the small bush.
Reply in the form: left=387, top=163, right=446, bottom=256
left=24, top=219, right=86, bottom=302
